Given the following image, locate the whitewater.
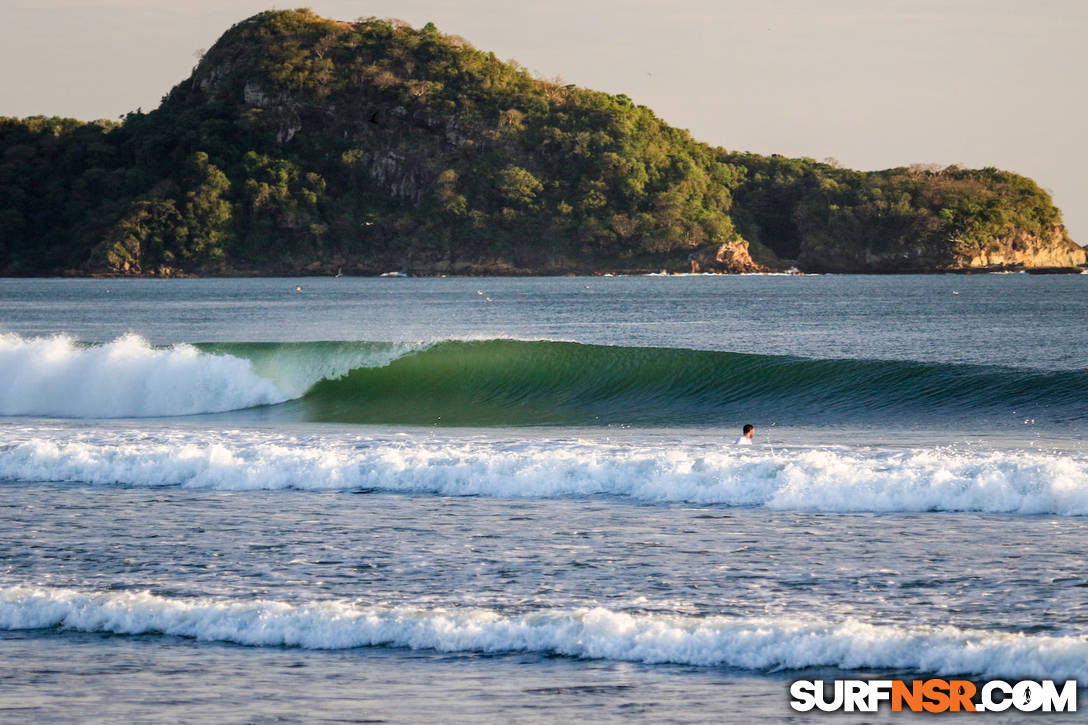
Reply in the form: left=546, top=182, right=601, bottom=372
left=2, top=275, right=1086, bottom=723
left=0, top=332, right=421, bottom=417
left=3, top=426, right=1087, bottom=514
left=3, top=585, right=1086, bottom=684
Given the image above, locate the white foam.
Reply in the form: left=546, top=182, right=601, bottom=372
left=2, top=428, right=1088, bottom=515
left=0, top=333, right=290, bottom=418
left=2, top=585, right=1085, bottom=683
left=0, top=333, right=431, bottom=418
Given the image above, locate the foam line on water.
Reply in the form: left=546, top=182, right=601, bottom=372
left=2, top=430, right=1087, bottom=514
left=1, top=585, right=1085, bottom=683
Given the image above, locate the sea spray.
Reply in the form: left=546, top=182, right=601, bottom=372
left=0, top=333, right=289, bottom=417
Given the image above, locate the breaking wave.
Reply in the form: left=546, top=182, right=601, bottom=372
left=3, top=431, right=1087, bottom=514
left=2, top=586, right=1085, bottom=683
left=0, top=333, right=289, bottom=417
left=1, top=333, right=1085, bottom=427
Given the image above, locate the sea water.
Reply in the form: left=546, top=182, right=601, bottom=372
left=1, top=274, right=1086, bottom=723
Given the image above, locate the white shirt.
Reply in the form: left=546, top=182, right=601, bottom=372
left=733, top=436, right=752, bottom=445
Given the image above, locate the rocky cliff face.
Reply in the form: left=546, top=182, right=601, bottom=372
left=954, top=226, right=1087, bottom=270
left=797, top=225, right=1086, bottom=273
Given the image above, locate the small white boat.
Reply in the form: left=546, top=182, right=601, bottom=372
left=379, top=272, right=408, bottom=277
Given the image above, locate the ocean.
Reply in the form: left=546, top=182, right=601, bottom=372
left=1, top=274, right=1086, bottom=723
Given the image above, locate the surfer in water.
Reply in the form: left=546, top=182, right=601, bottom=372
left=734, top=424, right=755, bottom=445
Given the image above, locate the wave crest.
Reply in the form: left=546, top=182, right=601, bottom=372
left=2, top=334, right=1085, bottom=427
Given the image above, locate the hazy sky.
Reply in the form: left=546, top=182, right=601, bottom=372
left=2, top=0, right=1085, bottom=242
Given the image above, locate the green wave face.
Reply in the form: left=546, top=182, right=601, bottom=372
left=201, top=340, right=1088, bottom=428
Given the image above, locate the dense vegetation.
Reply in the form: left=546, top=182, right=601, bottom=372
left=0, top=9, right=1080, bottom=275
left=721, top=153, right=1075, bottom=271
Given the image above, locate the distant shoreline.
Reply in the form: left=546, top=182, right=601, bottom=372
left=20, top=264, right=1085, bottom=279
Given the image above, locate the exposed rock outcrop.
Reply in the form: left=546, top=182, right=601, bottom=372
left=954, top=226, right=1087, bottom=270
left=797, top=225, right=1085, bottom=273
left=690, top=240, right=768, bottom=273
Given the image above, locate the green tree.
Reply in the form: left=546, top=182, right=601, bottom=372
left=495, top=166, right=543, bottom=208
left=180, top=152, right=232, bottom=261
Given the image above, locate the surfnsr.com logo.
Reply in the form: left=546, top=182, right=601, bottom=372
left=789, top=679, right=1078, bottom=713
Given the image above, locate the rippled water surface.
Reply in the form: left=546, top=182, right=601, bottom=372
left=2, top=273, right=1086, bottom=368
left=2, top=275, right=1086, bottom=723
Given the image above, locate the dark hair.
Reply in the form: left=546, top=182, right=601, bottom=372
left=742, top=424, right=754, bottom=435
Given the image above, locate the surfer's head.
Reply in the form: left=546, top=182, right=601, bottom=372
left=742, top=424, right=754, bottom=439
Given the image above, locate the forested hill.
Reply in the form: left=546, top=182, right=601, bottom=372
left=1, top=9, right=1084, bottom=276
